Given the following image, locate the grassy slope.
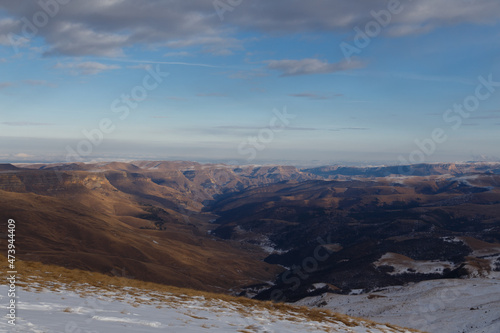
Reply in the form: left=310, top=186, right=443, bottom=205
left=0, top=255, right=423, bottom=332
left=0, top=188, right=281, bottom=293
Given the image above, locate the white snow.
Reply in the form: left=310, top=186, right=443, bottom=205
left=0, top=283, right=415, bottom=333
left=441, top=236, right=464, bottom=244
left=374, top=252, right=455, bottom=275
left=297, top=278, right=500, bottom=333
left=231, top=228, right=288, bottom=255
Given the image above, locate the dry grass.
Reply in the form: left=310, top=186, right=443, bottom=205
left=0, top=255, right=425, bottom=332
left=0, top=179, right=282, bottom=295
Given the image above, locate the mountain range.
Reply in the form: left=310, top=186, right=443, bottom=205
left=1, top=160, right=499, bottom=331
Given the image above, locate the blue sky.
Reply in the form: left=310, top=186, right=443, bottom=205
left=0, top=0, right=499, bottom=165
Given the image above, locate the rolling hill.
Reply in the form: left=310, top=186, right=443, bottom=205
left=1, top=160, right=499, bottom=332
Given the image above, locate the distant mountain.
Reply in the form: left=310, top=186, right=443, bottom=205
left=0, top=162, right=297, bottom=293
left=208, top=173, right=500, bottom=301
left=0, top=163, right=21, bottom=171
left=1, top=160, right=499, bottom=306
left=304, top=162, right=500, bottom=179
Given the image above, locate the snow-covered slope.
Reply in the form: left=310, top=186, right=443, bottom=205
left=0, top=282, right=418, bottom=333
left=296, top=278, right=500, bottom=333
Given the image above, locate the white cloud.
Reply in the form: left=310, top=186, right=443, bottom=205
left=196, top=93, right=227, bottom=97
left=266, top=58, right=365, bottom=77
left=23, top=80, right=55, bottom=87
left=54, top=61, right=120, bottom=75
left=164, top=51, right=191, bottom=57
left=1, top=1, right=498, bottom=56
left=166, top=36, right=243, bottom=55
left=0, top=82, right=13, bottom=89
left=13, top=153, right=32, bottom=158
left=127, top=64, right=152, bottom=70
left=227, top=70, right=269, bottom=80
left=289, top=92, right=343, bottom=100
left=0, top=18, right=20, bottom=46
left=1, top=122, right=53, bottom=126
left=44, top=22, right=128, bottom=57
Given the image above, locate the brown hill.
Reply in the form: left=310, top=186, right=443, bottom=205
left=0, top=164, right=293, bottom=293
left=0, top=188, right=281, bottom=293
left=2, top=160, right=499, bottom=300
left=304, top=162, right=500, bottom=178
left=208, top=174, right=500, bottom=300
left=0, top=163, right=21, bottom=171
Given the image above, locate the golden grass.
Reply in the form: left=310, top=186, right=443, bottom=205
left=0, top=255, right=425, bottom=332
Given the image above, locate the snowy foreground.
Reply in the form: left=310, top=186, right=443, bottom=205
left=297, top=278, right=500, bottom=333
left=1, top=283, right=416, bottom=333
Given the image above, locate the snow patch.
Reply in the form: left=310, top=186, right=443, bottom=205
left=297, top=278, right=500, bottom=333
left=374, top=252, right=455, bottom=275
left=0, top=283, right=412, bottom=333
left=92, top=316, right=162, bottom=327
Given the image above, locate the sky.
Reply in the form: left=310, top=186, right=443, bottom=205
left=0, top=0, right=499, bottom=165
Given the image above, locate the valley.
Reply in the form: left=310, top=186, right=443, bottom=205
left=1, top=161, right=499, bottom=332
